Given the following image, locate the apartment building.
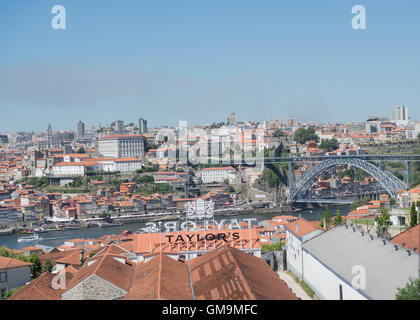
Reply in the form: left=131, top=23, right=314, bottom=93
left=200, top=166, right=236, bottom=184
left=97, top=134, right=144, bottom=158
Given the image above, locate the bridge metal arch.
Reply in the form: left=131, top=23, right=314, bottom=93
left=290, top=157, right=407, bottom=201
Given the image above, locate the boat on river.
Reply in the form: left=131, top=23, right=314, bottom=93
left=17, top=233, right=43, bottom=242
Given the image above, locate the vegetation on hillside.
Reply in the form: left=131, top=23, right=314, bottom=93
left=293, top=127, right=319, bottom=144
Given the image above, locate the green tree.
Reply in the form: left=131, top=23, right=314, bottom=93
left=272, top=129, right=286, bottom=138
left=410, top=202, right=418, bottom=227
left=227, top=186, right=235, bottom=193
left=261, top=242, right=283, bottom=252
left=389, top=197, right=396, bottom=207
left=76, top=147, right=86, bottom=154
left=320, top=205, right=332, bottom=229
left=153, top=183, right=172, bottom=194
left=0, top=245, right=14, bottom=257
left=6, top=286, right=22, bottom=300
left=318, top=139, right=339, bottom=152
left=263, top=169, right=278, bottom=188
left=136, top=175, right=154, bottom=184
left=333, top=209, right=343, bottom=227
left=395, top=277, right=420, bottom=300
left=42, top=259, right=53, bottom=272
left=27, top=253, right=42, bottom=279
left=293, top=127, right=319, bottom=144
left=375, top=207, right=392, bottom=239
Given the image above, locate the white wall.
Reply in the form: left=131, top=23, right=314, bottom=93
left=302, top=249, right=367, bottom=300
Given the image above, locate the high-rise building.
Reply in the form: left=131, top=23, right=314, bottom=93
left=76, top=121, right=85, bottom=140
left=392, top=105, right=408, bottom=121
left=228, top=112, right=236, bottom=125
left=139, top=117, right=148, bottom=134
left=114, top=120, right=124, bottom=133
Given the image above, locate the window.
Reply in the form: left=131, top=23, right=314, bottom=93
left=0, top=272, right=6, bottom=283
left=0, top=289, right=6, bottom=300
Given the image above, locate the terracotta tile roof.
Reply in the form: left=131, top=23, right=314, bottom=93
left=0, top=256, right=32, bottom=270
left=94, top=243, right=132, bottom=257
left=132, top=228, right=261, bottom=255
left=39, top=249, right=83, bottom=267
left=22, top=246, right=43, bottom=252
left=55, top=250, right=87, bottom=266
left=66, top=253, right=134, bottom=292
left=189, top=246, right=297, bottom=300
left=390, top=224, right=420, bottom=252
left=284, top=218, right=324, bottom=238
left=64, top=265, right=80, bottom=276
left=9, top=272, right=73, bottom=300
left=124, top=252, right=192, bottom=300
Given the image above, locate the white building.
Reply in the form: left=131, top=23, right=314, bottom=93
left=97, top=134, right=144, bottom=158
left=200, top=166, right=236, bottom=184
left=284, top=219, right=324, bottom=279
left=113, top=158, right=143, bottom=172
left=52, top=162, right=86, bottom=176
left=290, top=223, right=419, bottom=300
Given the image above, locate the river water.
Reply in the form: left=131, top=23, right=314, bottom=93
left=0, top=205, right=350, bottom=250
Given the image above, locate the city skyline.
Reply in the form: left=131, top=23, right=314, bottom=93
left=1, top=0, right=419, bottom=131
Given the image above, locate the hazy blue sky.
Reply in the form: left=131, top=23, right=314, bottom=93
left=1, top=0, right=419, bottom=132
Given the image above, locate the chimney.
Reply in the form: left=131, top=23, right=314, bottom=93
left=393, top=245, right=398, bottom=251
left=402, top=243, right=406, bottom=248
left=370, top=235, right=374, bottom=240
left=361, top=231, right=364, bottom=236
left=323, top=217, right=326, bottom=230
left=296, top=223, right=299, bottom=233
left=413, top=248, right=417, bottom=252
left=79, top=250, right=84, bottom=263
left=407, top=250, right=411, bottom=256
left=382, top=240, right=387, bottom=245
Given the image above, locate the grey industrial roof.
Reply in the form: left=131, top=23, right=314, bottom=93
left=302, top=225, right=420, bottom=300
left=33, top=244, right=55, bottom=253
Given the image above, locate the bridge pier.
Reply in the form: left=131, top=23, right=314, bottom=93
left=405, top=161, right=412, bottom=187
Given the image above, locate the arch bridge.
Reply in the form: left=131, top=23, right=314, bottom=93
left=288, top=156, right=409, bottom=202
